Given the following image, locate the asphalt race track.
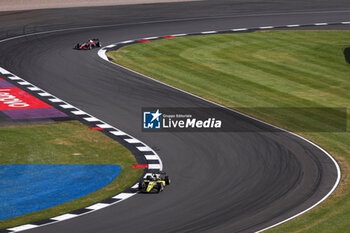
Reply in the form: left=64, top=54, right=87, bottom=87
left=0, top=0, right=349, bottom=232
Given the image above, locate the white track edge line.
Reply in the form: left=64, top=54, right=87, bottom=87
left=97, top=22, right=343, bottom=232
left=0, top=20, right=344, bottom=232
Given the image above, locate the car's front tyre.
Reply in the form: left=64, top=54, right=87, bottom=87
left=165, top=176, right=171, bottom=185
left=139, top=181, right=146, bottom=191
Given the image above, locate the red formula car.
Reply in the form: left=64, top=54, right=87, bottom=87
left=75, top=39, right=101, bottom=50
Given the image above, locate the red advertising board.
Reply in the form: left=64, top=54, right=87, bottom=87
left=0, top=87, right=52, bottom=110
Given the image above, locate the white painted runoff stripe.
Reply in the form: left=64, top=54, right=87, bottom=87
left=96, top=123, right=114, bottom=129
left=71, top=110, right=87, bottom=115
left=83, top=117, right=100, bottom=122
left=109, top=130, right=127, bottom=136
left=259, top=26, right=274, bottom=29
left=38, top=92, right=52, bottom=96
left=232, top=28, right=247, bottom=31
left=17, top=81, right=31, bottom=85
left=7, top=76, right=22, bottom=80
left=98, top=21, right=345, bottom=232
left=0, top=67, right=11, bottom=74
left=48, top=98, right=63, bottom=103
left=143, top=36, right=158, bottom=40
left=145, top=154, right=159, bottom=160
left=8, top=224, right=38, bottom=232
left=86, top=203, right=110, bottom=210
left=97, top=49, right=108, bottom=61
left=51, top=214, right=77, bottom=221
left=28, top=86, right=41, bottom=91
left=148, top=164, right=162, bottom=169
left=137, top=146, right=152, bottom=152
left=125, top=138, right=141, bottom=143
left=170, top=33, right=187, bottom=37
left=314, top=22, right=328, bottom=26
left=121, top=40, right=134, bottom=44
left=105, top=44, right=117, bottom=48
left=201, top=31, right=217, bottom=34
left=113, top=192, right=135, bottom=199
left=60, top=104, right=75, bottom=109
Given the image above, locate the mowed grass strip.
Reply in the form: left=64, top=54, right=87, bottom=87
left=108, top=30, right=350, bottom=232
left=0, top=120, right=143, bottom=229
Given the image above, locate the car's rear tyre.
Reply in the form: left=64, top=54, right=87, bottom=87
left=97, top=42, right=101, bottom=47
left=157, top=183, right=164, bottom=193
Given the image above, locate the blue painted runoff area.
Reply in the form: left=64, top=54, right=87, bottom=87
left=0, top=164, right=121, bottom=220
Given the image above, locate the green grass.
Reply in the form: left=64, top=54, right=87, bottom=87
left=0, top=121, right=143, bottom=229
left=107, top=30, right=350, bottom=232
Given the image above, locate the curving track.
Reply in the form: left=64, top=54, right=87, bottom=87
left=0, top=1, right=349, bottom=232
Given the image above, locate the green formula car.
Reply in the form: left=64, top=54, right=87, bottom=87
left=138, top=171, right=171, bottom=193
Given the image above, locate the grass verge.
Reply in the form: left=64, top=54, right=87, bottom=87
left=107, top=30, right=350, bottom=232
left=0, top=120, right=143, bottom=229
